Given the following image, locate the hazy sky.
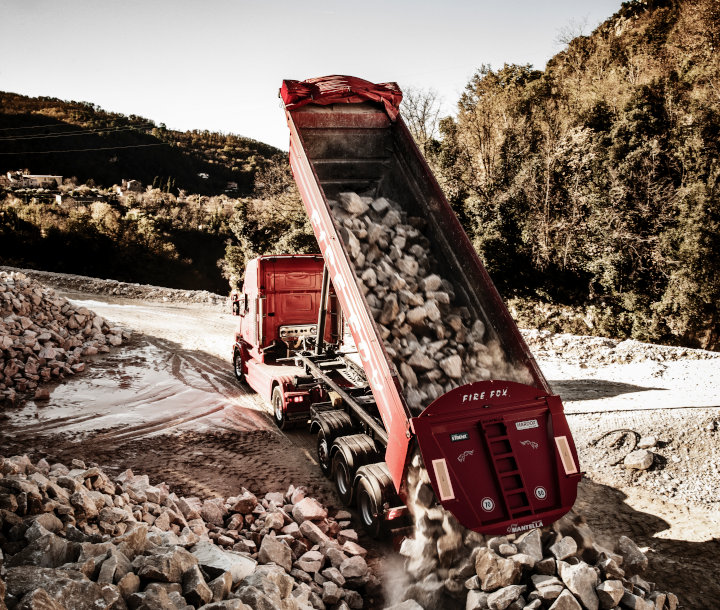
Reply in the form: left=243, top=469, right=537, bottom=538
left=1, top=0, right=622, bottom=150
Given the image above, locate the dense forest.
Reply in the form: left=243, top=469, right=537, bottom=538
left=1, top=0, right=718, bottom=349
left=409, top=0, right=719, bottom=350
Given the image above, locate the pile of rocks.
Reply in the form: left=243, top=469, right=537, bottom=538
left=0, top=272, right=128, bottom=406
left=384, top=456, right=678, bottom=610
left=0, top=454, right=376, bottom=609
left=521, top=329, right=720, bottom=366
left=0, top=267, right=226, bottom=308
left=328, top=192, right=531, bottom=412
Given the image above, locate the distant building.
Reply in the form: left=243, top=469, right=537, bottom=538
left=11, top=173, right=63, bottom=188
left=225, top=181, right=238, bottom=192
left=116, top=179, right=143, bottom=196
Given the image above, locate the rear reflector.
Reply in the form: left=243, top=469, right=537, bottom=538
left=431, top=458, right=455, bottom=501
left=555, top=436, right=578, bottom=475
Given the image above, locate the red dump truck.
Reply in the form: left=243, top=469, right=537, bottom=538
left=232, top=76, right=580, bottom=537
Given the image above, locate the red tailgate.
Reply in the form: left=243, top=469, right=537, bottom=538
left=412, top=381, right=580, bottom=535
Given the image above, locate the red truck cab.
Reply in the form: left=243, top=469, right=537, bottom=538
left=232, top=254, right=336, bottom=427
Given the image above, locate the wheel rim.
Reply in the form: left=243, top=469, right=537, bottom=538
left=359, top=488, right=375, bottom=526
left=274, top=395, right=283, bottom=422
left=335, top=460, right=349, bottom=495
left=234, top=353, right=243, bottom=378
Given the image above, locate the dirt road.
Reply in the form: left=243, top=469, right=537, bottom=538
left=1, top=288, right=718, bottom=608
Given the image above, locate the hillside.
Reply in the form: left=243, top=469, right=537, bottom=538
left=0, top=92, right=281, bottom=195
left=425, top=0, right=720, bottom=350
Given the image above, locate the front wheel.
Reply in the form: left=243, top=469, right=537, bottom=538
left=272, top=386, right=291, bottom=430
left=233, top=349, right=245, bottom=383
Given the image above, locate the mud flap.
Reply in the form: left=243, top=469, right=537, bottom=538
left=411, top=381, right=581, bottom=535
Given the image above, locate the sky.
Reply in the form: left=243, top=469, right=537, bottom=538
left=1, top=0, right=623, bottom=151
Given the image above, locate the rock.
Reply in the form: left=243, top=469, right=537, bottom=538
left=258, top=535, right=292, bottom=572
left=487, top=584, right=526, bottom=610
left=637, top=436, right=657, bottom=449
left=208, top=572, right=233, bottom=602
left=339, top=555, right=368, bottom=579
left=548, top=589, right=582, bottom=610
left=475, top=548, right=521, bottom=592
left=614, top=536, right=648, bottom=576
left=530, top=575, right=564, bottom=602
left=549, top=536, right=578, bottom=561
left=295, top=550, right=324, bottom=573
left=596, top=580, right=625, bottom=609
left=8, top=532, right=78, bottom=568
left=183, top=564, right=213, bottom=606
left=620, top=591, right=655, bottom=610
left=190, top=542, right=257, bottom=584
left=322, top=580, right=342, bottom=604
left=386, top=601, right=424, bottom=610
left=292, top=497, right=328, bottom=522
left=299, top=520, right=331, bottom=544
left=623, top=450, right=653, bottom=470
left=557, top=561, right=598, bottom=610
left=117, top=572, right=140, bottom=599
left=466, top=589, right=490, bottom=609
left=515, top=530, right=543, bottom=563
left=339, top=192, right=369, bottom=215
left=231, top=491, right=258, bottom=515
left=132, top=546, right=197, bottom=583
left=439, top=355, right=463, bottom=379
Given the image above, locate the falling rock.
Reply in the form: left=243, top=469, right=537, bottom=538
left=439, top=354, right=463, bottom=379
left=371, top=197, right=390, bottom=213
left=475, top=548, right=522, bottom=592
left=258, top=535, right=292, bottom=573
left=614, top=536, right=648, bottom=576
left=596, top=579, right=625, bottom=609
left=549, top=536, right=578, bottom=561
left=421, top=274, right=443, bottom=292
left=558, top=561, right=599, bottom=610
left=408, top=351, right=435, bottom=371
left=623, top=450, right=653, bottom=470
left=515, top=529, right=543, bottom=563
left=339, top=555, right=368, bottom=579
left=548, top=589, right=582, bottom=610
left=488, top=584, right=526, bottom=610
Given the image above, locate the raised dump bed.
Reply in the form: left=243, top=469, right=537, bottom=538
left=277, top=75, right=580, bottom=534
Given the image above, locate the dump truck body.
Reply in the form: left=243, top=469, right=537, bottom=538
left=233, top=76, right=580, bottom=536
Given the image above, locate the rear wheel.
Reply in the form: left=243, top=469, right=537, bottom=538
left=233, top=349, right=245, bottom=383
left=356, top=477, right=384, bottom=538
left=272, top=386, right=291, bottom=430
left=332, top=451, right=353, bottom=505
left=316, top=429, right=332, bottom=477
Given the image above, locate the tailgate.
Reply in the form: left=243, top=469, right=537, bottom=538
left=412, top=381, right=580, bottom=535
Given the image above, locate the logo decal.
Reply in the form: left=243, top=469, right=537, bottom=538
left=520, top=440, right=539, bottom=449
left=507, top=520, right=543, bottom=534
left=457, top=450, right=474, bottom=463
left=450, top=432, right=469, bottom=442
left=516, top=419, right=539, bottom=431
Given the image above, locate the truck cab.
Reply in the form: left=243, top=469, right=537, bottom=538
left=232, top=254, right=340, bottom=427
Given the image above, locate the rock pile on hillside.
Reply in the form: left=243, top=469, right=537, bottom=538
left=0, top=454, right=377, bottom=609
left=0, top=267, right=226, bottom=308
left=329, top=192, right=531, bottom=412
left=0, top=272, right=128, bottom=406
left=386, top=457, right=679, bottom=610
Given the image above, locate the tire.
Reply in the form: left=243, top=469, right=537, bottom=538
left=316, top=429, right=332, bottom=477
left=233, top=349, right=245, bottom=383
left=332, top=451, right=354, bottom=505
left=356, top=476, right=384, bottom=538
left=272, top=386, right=291, bottom=430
